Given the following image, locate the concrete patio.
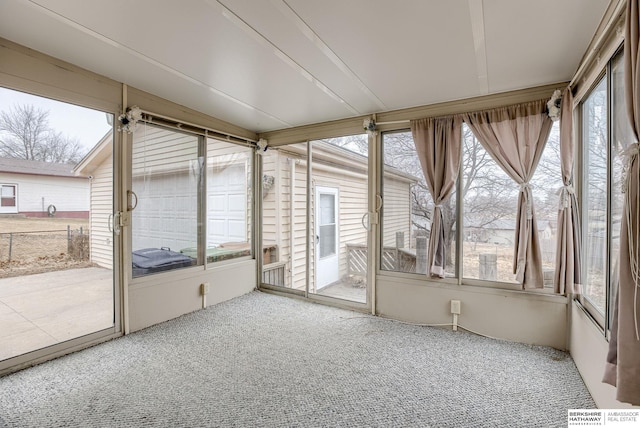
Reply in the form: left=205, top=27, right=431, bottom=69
left=0, top=267, right=113, bottom=361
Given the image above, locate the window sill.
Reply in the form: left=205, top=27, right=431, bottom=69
left=376, top=270, right=569, bottom=304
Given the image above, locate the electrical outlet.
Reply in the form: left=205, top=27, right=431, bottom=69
left=450, top=300, right=461, bottom=315
left=200, top=282, right=210, bottom=296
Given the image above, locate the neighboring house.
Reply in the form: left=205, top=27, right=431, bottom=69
left=465, top=218, right=555, bottom=246
left=0, top=156, right=89, bottom=218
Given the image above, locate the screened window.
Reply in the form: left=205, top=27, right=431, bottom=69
left=260, top=136, right=368, bottom=304
left=205, top=138, right=253, bottom=263
left=583, top=77, right=608, bottom=314
left=381, top=130, right=457, bottom=277
left=380, top=121, right=560, bottom=289
left=461, top=122, right=561, bottom=285
left=580, top=50, right=632, bottom=327
left=131, top=123, right=202, bottom=277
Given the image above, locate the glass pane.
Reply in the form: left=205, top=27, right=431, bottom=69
left=381, top=131, right=457, bottom=277
left=131, top=123, right=201, bottom=277
left=206, top=138, right=252, bottom=263
left=261, top=142, right=308, bottom=290
left=319, top=224, right=336, bottom=258
left=311, top=136, right=368, bottom=303
left=530, top=121, right=562, bottom=288
left=319, top=193, right=335, bottom=224
left=583, top=78, right=608, bottom=314
left=610, top=52, right=634, bottom=323
left=462, top=124, right=519, bottom=283
left=0, top=87, right=115, bottom=361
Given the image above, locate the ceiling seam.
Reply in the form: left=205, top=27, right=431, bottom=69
left=212, top=0, right=361, bottom=116
left=22, top=0, right=293, bottom=128
left=276, top=0, right=387, bottom=111
left=468, top=0, right=490, bottom=95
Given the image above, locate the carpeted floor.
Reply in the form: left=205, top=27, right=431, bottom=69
left=0, top=291, right=594, bottom=427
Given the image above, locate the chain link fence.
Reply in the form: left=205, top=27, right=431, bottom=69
left=0, top=226, right=90, bottom=263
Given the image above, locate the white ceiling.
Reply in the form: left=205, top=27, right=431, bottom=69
left=0, top=0, right=611, bottom=133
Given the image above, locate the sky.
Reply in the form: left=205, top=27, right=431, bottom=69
left=0, top=86, right=113, bottom=153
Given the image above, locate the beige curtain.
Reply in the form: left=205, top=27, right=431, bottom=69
left=554, top=88, right=582, bottom=295
left=603, top=0, right=640, bottom=406
left=410, top=116, right=462, bottom=277
left=463, top=100, right=553, bottom=289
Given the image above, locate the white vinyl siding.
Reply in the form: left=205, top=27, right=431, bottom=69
left=0, top=174, right=88, bottom=214
left=89, top=153, right=113, bottom=269
left=262, top=145, right=413, bottom=290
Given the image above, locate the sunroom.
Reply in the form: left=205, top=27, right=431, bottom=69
left=0, top=0, right=638, bottom=417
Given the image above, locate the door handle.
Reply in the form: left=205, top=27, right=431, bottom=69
left=128, top=190, right=138, bottom=211
left=113, top=212, right=122, bottom=236
left=361, top=212, right=370, bottom=231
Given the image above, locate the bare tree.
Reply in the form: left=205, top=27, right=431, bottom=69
left=40, top=131, right=84, bottom=164
left=0, top=104, right=85, bottom=164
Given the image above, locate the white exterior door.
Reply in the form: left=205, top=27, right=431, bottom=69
left=315, top=186, right=339, bottom=289
left=0, top=184, right=17, bottom=214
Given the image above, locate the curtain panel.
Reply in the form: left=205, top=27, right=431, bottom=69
left=410, top=116, right=462, bottom=278
left=603, top=0, right=640, bottom=406
left=554, top=88, right=582, bottom=295
left=462, top=100, right=553, bottom=289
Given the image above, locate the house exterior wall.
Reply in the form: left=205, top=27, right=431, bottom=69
left=0, top=172, right=89, bottom=218
left=261, top=147, right=414, bottom=291
left=262, top=149, right=301, bottom=289
left=89, top=152, right=113, bottom=269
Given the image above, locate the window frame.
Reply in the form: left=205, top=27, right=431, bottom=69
left=578, top=48, right=627, bottom=331
left=379, top=125, right=559, bottom=294
left=0, top=184, right=18, bottom=210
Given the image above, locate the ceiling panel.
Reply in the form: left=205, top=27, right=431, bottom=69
left=483, top=0, right=610, bottom=93
left=0, top=0, right=613, bottom=133
left=284, top=0, right=482, bottom=110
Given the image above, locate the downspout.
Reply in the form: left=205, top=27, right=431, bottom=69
left=305, top=141, right=311, bottom=298
left=289, top=157, right=297, bottom=289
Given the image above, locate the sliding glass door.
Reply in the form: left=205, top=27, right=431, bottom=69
left=260, top=136, right=370, bottom=305
left=0, top=87, right=119, bottom=368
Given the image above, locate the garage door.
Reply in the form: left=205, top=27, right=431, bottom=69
left=208, top=162, right=247, bottom=246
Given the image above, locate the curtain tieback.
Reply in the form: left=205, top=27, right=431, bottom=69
left=557, top=184, right=575, bottom=209
left=432, top=204, right=444, bottom=223
left=621, top=142, right=639, bottom=194
left=519, top=183, right=533, bottom=219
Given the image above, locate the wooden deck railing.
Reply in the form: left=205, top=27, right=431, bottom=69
left=346, top=243, right=417, bottom=276
left=262, top=261, right=287, bottom=286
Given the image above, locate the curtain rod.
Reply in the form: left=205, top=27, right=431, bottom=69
left=376, top=120, right=410, bottom=125
left=137, top=109, right=257, bottom=146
